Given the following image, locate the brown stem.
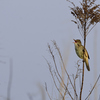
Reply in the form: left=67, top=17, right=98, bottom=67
left=80, top=1, right=87, bottom=99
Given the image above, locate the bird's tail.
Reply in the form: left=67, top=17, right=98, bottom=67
left=85, top=58, right=90, bottom=71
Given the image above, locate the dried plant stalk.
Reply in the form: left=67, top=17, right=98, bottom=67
left=67, top=0, right=100, bottom=99
left=46, top=0, right=100, bottom=100
left=68, top=0, right=100, bottom=36
left=47, top=44, right=74, bottom=100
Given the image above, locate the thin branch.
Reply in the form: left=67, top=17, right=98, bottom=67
left=86, top=23, right=97, bottom=35
left=7, top=58, right=13, bottom=100
left=85, top=75, right=100, bottom=100
left=63, top=78, right=69, bottom=100
left=66, top=0, right=75, bottom=7
left=54, top=71, right=65, bottom=90
left=48, top=44, right=74, bottom=100
left=53, top=41, right=78, bottom=98
left=45, top=83, right=52, bottom=100
left=46, top=58, right=64, bottom=98
left=73, top=61, right=81, bottom=100
left=48, top=44, right=62, bottom=82
left=54, top=72, right=67, bottom=100
left=80, top=60, right=85, bottom=100
left=63, top=88, right=67, bottom=100
left=75, top=18, right=84, bottom=38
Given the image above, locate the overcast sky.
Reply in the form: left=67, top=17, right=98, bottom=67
left=0, top=0, right=100, bottom=100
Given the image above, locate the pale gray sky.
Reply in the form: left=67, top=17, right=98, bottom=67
left=0, top=0, right=100, bottom=100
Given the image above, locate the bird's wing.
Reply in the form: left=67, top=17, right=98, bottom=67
left=85, top=49, right=90, bottom=59
left=82, top=47, right=90, bottom=59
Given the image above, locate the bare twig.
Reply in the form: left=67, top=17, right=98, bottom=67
left=45, top=83, right=52, bottom=100
left=53, top=41, right=78, bottom=98
left=46, top=58, right=64, bottom=98
left=73, top=61, right=81, bottom=100
left=7, top=58, right=13, bottom=100
left=85, top=75, right=100, bottom=100
left=86, top=23, right=97, bottom=35
left=66, top=0, right=75, bottom=7
left=54, top=71, right=65, bottom=89
left=63, top=78, right=69, bottom=100
left=47, top=44, right=74, bottom=100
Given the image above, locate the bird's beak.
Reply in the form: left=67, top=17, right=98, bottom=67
left=73, top=39, right=76, bottom=43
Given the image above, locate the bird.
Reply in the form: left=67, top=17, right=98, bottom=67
left=73, top=39, right=90, bottom=71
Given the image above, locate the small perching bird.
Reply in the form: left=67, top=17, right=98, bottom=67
left=73, top=39, right=90, bottom=71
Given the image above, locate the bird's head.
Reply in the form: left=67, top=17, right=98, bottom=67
left=73, top=39, right=82, bottom=47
